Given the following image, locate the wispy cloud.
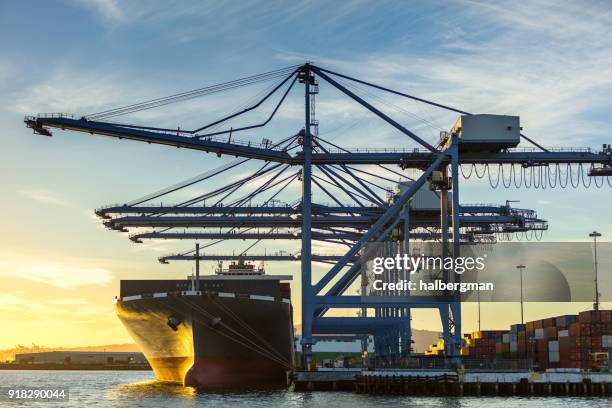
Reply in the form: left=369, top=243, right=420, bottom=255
left=44, top=298, right=91, bottom=306
left=29, top=0, right=612, bottom=151
left=76, top=0, right=124, bottom=21
left=0, top=293, right=115, bottom=332
left=7, top=69, right=136, bottom=117
left=19, top=189, right=70, bottom=207
left=0, top=293, right=45, bottom=312
left=10, top=262, right=114, bottom=289
left=271, top=1, right=612, bottom=149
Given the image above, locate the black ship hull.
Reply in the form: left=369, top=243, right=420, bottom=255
left=116, top=277, right=294, bottom=389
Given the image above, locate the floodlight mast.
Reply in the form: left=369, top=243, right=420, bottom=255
left=589, top=231, right=602, bottom=311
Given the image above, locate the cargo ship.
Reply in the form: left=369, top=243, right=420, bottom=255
left=115, top=261, right=295, bottom=389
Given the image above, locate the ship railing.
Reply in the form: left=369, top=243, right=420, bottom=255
left=507, top=146, right=592, bottom=153
left=26, top=113, right=80, bottom=120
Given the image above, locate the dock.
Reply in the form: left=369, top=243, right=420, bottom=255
left=294, top=369, right=612, bottom=396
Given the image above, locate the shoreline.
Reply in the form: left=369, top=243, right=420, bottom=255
left=0, top=363, right=151, bottom=371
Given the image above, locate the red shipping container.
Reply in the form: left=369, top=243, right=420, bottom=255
left=559, top=336, right=571, bottom=347
left=569, top=349, right=583, bottom=361
left=579, top=310, right=612, bottom=323
left=580, top=323, right=591, bottom=336
left=563, top=337, right=580, bottom=348
left=569, top=322, right=581, bottom=337
left=589, top=337, right=603, bottom=348
left=559, top=348, right=570, bottom=360
left=544, top=326, right=558, bottom=339
left=579, top=311, right=594, bottom=323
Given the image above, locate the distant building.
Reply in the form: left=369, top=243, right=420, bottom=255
left=15, top=351, right=147, bottom=365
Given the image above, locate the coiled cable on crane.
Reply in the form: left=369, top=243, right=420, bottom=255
left=461, top=162, right=608, bottom=190
left=513, top=164, right=523, bottom=188
left=559, top=164, right=569, bottom=188
left=569, top=164, right=579, bottom=188
left=488, top=164, right=501, bottom=189
left=534, top=166, right=542, bottom=190
left=475, top=164, right=487, bottom=179
left=501, top=164, right=512, bottom=188
left=547, top=165, right=557, bottom=188
left=460, top=164, right=473, bottom=179
left=581, top=164, right=592, bottom=188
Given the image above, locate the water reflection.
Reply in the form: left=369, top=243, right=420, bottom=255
left=109, top=380, right=198, bottom=407
left=5, top=351, right=591, bottom=408
left=109, top=380, right=294, bottom=407
left=114, top=380, right=197, bottom=397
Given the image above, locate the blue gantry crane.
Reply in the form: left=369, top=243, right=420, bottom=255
left=25, top=63, right=611, bottom=368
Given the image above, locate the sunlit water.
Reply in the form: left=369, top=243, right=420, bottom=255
left=0, top=370, right=609, bottom=407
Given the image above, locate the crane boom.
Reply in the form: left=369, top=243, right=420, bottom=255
left=25, top=115, right=610, bottom=166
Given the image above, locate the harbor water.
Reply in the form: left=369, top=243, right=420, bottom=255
left=0, top=370, right=609, bottom=407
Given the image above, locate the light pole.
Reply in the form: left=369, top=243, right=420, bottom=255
left=477, top=288, right=481, bottom=332
left=516, top=264, right=526, bottom=325
left=589, top=231, right=602, bottom=311
left=516, top=264, right=526, bottom=362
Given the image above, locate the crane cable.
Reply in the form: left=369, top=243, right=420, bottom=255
left=130, top=132, right=299, bottom=209
left=168, top=171, right=299, bottom=258
left=85, top=65, right=300, bottom=120
left=119, top=135, right=298, bottom=239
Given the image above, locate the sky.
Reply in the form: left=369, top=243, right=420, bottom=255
left=0, top=0, right=611, bottom=349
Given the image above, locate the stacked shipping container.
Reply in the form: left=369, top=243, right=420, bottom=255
left=558, top=310, right=612, bottom=369
left=497, top=310, right=610, bottom=370
left=425, top=331, right=506, bottom=358
left=427, top=309, right=611, bottom=371
left=467, top=330, right=505, bottom=359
